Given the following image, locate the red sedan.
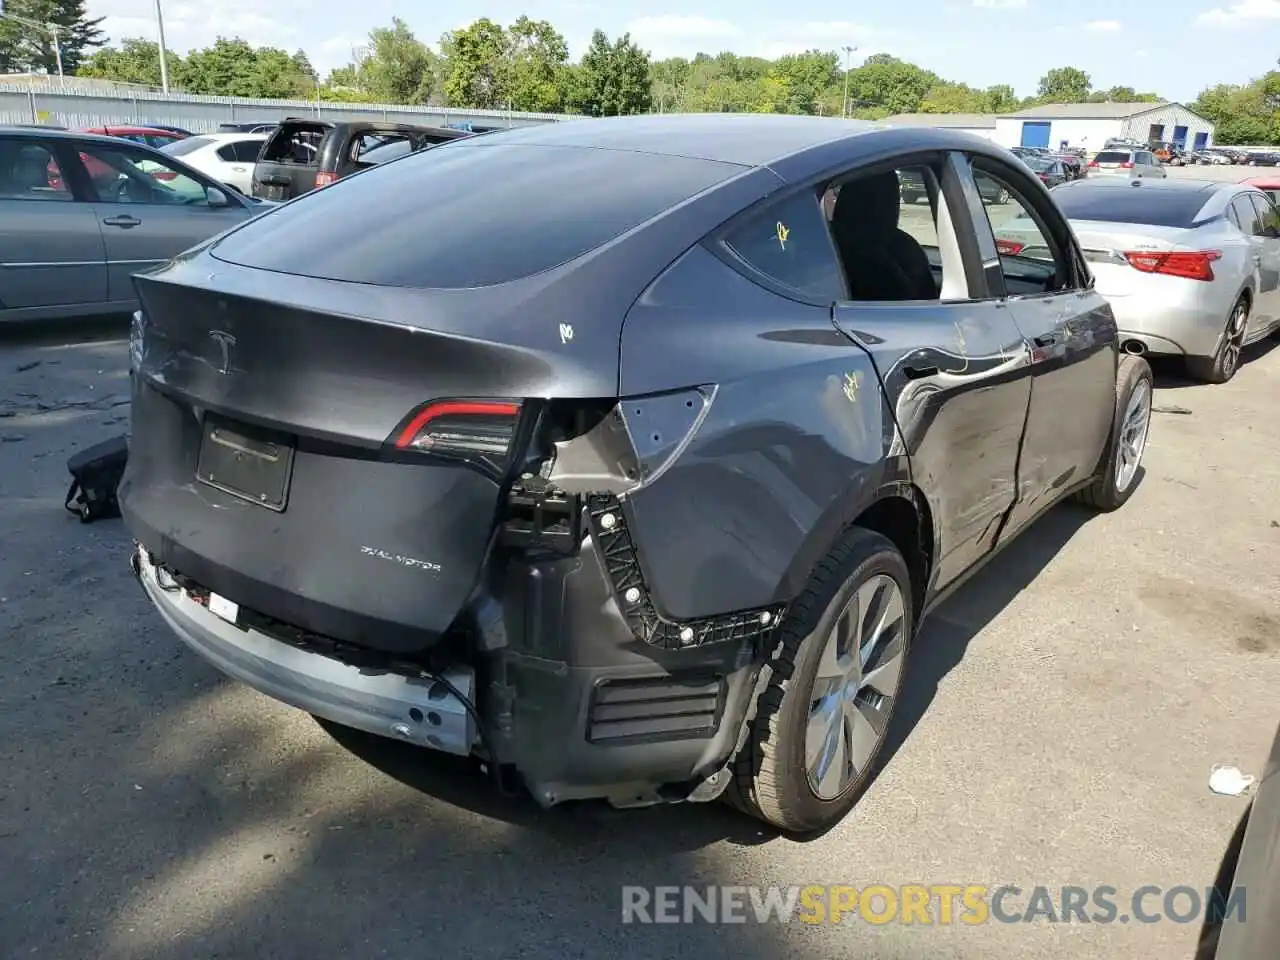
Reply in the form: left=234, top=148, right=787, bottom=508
left=58, top=126, right=190, bottom=185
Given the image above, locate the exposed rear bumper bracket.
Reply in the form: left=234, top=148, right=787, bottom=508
left=586, top=494, right=786, bottom=651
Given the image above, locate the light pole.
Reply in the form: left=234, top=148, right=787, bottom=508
left=0, top=9, right=64, bottom=87
left=841, top=45, right=857, bottom=118
left=154, top=0, right=170, bottom=93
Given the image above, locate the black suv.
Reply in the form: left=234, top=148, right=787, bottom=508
left=123, top=116, right=1151, bottom=832
left=250, top=118, right=471, bottom=200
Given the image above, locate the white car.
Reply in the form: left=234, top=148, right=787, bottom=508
left=160, top=132, right=268, bottom=195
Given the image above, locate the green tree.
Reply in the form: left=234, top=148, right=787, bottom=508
left=573, top=29, right=652, bottom=116
left=982, top=84, right=1020, bottom=112
left=769, top=50, right=839, bottom=114
left=0, top=0, right=104, bottom=75
left=78, top=37, right=181, bottom=87
left=506, top=16, right=571, bottom=112
left=359, top=18, right=435, bottom=103
left=1036, top=66, right=1091, bottom=103
left=846, top=55, right=938, bottom=117
left=1192, top=80, right=1278, bottom=145
left=919, top=81, right=987, bottom=114
left=440, top=18, right=512, bottom=109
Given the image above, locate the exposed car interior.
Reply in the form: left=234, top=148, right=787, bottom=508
left=0, top=144, right=67, bottom=201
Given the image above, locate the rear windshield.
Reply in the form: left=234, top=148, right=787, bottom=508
left=261, top=122, right=327, bottom=165
left=1094, top=151, right=1133, bottom=163
left=211, top=142, right=740, bottom=288
left=163, top=135, right=214, bottom=157
left=1053, top=185, right=1209, bottom=227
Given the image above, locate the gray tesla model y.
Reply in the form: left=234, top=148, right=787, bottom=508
left=122, top=113, right=1152, bottom=832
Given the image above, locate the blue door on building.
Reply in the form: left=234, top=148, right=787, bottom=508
left=1173, top=125, right=1188, bottom=147
left=1020, top=121, right=1051, bottom=148
left=1194, top=132, right=1209, bottom=149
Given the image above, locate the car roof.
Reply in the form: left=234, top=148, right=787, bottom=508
left=1059, top=177, right=1224, bottom=194
left=0, top=125, right=153, bottom=147
left=1246, top=177, right=1280, bottom=188
left=447, top=113, right=1007, bottom=177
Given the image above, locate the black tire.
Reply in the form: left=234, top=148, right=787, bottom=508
left=1186, top=294, right=1249, bottom=384
left=1074, top=354, right=1153, bottom=512
left=727, top=528, right=913, bottom=833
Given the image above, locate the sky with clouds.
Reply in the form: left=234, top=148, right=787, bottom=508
left=85, top=0, right=1280, bottom=102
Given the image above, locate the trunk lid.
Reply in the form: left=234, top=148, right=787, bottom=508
left=123, top=264, right=612, bottom=655
left=251, top=120, right=329, bottom=200
left=1069, top=219, right=1205, bottom=296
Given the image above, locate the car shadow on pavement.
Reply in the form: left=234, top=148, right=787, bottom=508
left=877, top=502, right=1099, bottom=784
left=1147, top=338, right=1279, bottom=390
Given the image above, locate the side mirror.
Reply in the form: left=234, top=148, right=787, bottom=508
left=206, top=186, right=231, bottom=208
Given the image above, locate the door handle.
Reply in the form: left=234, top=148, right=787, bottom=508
left=902, top=364, right=939, bottom=380
left=102, top=215, right=141, bottom=228
left=1033, top=334, right=1057, bottom=347
left=232, top=166, right=246, bottom=172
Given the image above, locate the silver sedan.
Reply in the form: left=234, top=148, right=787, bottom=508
left=995, top=177, right=1280, bottom=383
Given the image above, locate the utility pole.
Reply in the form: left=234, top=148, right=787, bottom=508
left=0, top=10, right=64, bottom=86
left=154, top=0, right=170, bottom=93
left=841, top=45, right=857, bottom=118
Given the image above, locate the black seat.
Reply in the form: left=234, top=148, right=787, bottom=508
left=830, top=172, right=938, bottom=302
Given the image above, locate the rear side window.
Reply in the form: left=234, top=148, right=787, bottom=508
left=261, top=122, right=327, bottom=165
left=211, top=143, right=740, bottom=288
left=353, top=134, right=413, bottom=167
left=1053, top=186, right=1209, bottom=227
left=1094, top=151, right=1132, bottom=164
left=723, top=188, right=844, bottom=301
left=164, top=135, right=213, bottom=157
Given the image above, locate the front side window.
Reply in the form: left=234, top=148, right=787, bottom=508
left=0, top=140, right=71, bottom=201
left=77, top=143, right=213, bottom=206
left=972, top=166, right=1069, bottom=296
left=723, top=188, right=845, bottom=301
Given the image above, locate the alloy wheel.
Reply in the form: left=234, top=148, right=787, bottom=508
left=805, top=574, right=906, bottom=800
left=1221, top=301, right=1248, bottom=380
left=1114, top=377, right=1152, bottom=493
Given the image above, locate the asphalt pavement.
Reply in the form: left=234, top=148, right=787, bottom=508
left=1, top=243, right=1278, bottom=960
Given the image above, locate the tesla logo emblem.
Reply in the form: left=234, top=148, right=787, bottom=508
left=559, top=323, right=574, bottom=344
left=209, top=330, right=236, bottom=375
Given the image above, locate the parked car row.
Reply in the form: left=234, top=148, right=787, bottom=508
left=0, top=118, right=473, bottom=323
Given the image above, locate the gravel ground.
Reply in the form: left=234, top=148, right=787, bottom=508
left=1, top=281, right=1278, bottom=959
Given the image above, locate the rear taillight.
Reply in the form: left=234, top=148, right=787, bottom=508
left=1124, top=250, right=1221, bottom=282
left=393, top=399, right=522, bottom=461
left=1121, top=161, right=1134, bottom=169
left=996, top=239, right=1025, bottom=255
left=154, top=171, right=177, bottom=181
left=1088, top=160, right=1098, bottom=167
left=314, top=171, right=338, bottom=187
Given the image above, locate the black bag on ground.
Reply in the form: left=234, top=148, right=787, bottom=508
left=65, top=435, right=128, bottom=523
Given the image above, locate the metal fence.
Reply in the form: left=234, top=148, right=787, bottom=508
left=0, top=76, right=572, bottom=131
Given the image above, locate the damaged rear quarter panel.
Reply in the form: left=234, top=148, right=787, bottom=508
left=617, top=244, right=903, bottom=622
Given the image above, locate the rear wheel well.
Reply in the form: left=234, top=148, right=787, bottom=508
left=852, top=491, right=932, bottom=615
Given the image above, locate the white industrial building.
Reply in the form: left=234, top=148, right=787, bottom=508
left=878, top=113, right=999, bottom=140
left=990, top=102, right=1215, bottom=152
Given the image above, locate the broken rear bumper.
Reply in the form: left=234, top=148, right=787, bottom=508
left=134, top=545, right=477, bottom=753
left=132, top=538, right=766, bottom=809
